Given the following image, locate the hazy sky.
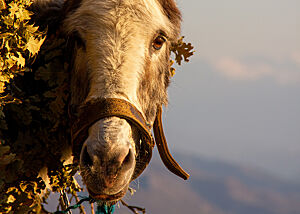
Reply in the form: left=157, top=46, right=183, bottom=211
left=163, top=0, right=300, bottom=180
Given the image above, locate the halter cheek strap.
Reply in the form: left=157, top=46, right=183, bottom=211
left=153, top=106, right=190, bottom=180
left=71, top=98, right=189, bottom=180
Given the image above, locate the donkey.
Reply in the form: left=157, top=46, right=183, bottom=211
left=34, top=0, right=189, bottom=203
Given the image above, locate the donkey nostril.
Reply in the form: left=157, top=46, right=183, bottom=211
left=82, top=146, right=93, bottom=166
left=120, top=149, right=134, bottom=169
left=123, top=150, right=131, bottom=164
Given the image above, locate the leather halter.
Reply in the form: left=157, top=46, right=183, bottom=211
left=71, top=98, right=189, bottom=180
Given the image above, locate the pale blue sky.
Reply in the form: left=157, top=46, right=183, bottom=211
left=163, top=0, right=300, bottom=180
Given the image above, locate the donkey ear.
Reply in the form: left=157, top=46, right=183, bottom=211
left=157, top=0, right=182, bottom=25
left=31, top=0, right=82, bottom=35
left=62, top=0, right=82, bottom=16
left=31, top=0, right=65, bottom=34
left=156, top=0, right=182, bottom=38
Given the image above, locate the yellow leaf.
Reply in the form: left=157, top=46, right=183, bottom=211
left=26, top=36, right=45, bottom=56
left=13, top=19, right=21, bottom=29
left=8, top=2, right=19, bottom=17
left=16, top=52, right=25, bottom=67
left=7, top=187, right=18, bottom=193
left=5, top=57, right=15, bottom=69
left=2, top=15, right=14, bottom=26
left=0, top=72, right=12, bottom=93
left=0, top=81, right=5, bottom=93
left=0, top=0, right=6, bottom=10
left=7, top=195, right=16, bottom=203
left=16, top=7, right=32, bottom=22
left=26, top=24, right=39, bottom=33
left=0, top=32, right=14, bottom=38
left=5, top=40, right=11, bottom=52
left=0, top=59, right=4, bottom=71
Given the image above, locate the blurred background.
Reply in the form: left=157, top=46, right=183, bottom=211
left=47, top=0, right=300, bottom=213
left=169, top=0, right=300, bottom=182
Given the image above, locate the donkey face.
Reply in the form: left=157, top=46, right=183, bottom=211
left=62, top=0, right=181, bottom=201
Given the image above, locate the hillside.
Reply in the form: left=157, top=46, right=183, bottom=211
left=117, top=154, right=300, bottom=214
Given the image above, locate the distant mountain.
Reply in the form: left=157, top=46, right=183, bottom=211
left=117, top=154, right=300, bottom=214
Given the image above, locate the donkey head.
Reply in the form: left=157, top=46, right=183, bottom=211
left=35, top=0, right=185, bottom=202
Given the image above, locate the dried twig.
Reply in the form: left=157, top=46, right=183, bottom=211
left=74, top=192, right=86, bottom=214
left=91, top=202, right=95, bottom=214
left=120, top=200, right=146, bottom=214
left=60, top=190, right=72, bottom=214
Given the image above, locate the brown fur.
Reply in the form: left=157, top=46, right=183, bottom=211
left=69, top=45, right=91, bottom=107
left=63, top=0, right=83, bottom=15
left=30, top=0, right=64, bottom=33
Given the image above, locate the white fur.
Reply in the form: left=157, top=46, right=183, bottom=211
left=64, top=0, right=172, bottom=116
left=86, top=117, right=135, bottom=157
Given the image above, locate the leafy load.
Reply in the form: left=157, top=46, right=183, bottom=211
left=0, top=0, right=45, bottom=93
left=0, top=1, right=79, bottom=213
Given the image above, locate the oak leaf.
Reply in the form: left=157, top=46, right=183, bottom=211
left=171, top=37, right=195, bottom=66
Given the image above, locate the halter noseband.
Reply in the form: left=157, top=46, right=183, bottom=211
left=71, top=98, right=189, bottom=180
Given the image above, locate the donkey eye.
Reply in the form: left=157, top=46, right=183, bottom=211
left=152, top=36, right=166, bottom=50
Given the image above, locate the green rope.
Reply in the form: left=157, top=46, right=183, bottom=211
left=54, top=197, right=92, bottom=214
left=96, top=203, right=115, bottom=214
left=53, top=197, right=115, bottom=214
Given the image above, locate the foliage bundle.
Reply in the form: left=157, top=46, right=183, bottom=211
left=0, top=1, right=80, bottom=213
left=0, top=0, right=194, bottom=213
left=0, top=0, right=45, bottom=92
